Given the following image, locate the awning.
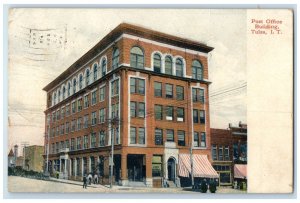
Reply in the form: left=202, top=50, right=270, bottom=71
left=178, top=154, right=219, bottom=179
left=234, top=164, right=247, bottom=179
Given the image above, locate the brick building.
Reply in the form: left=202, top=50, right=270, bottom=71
left=211, top=122, right=247, bottom=186
left=43, top=23, right=218, bottom=187
left=24, top=145, right=44, bottom=172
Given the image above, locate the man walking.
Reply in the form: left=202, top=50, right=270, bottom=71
left=83, top=174, right=87, bottom=189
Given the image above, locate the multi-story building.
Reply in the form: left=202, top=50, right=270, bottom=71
left=23, top=145, right=44, bottom=172
left=43, top=23, right=218, bottom=187
left=211, top=122, right=247, bottom=186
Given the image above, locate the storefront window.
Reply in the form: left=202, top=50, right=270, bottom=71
left=152, top=155, right=162, bottom=177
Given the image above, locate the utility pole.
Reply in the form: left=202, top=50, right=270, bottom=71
left=45, top=131, right=50, bottom=176
left=21, top=142, right=29, bottom=170
left=109, top=117, right=119, bottom=189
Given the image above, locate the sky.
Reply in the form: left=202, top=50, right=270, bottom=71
left=7, top=9, right=246, bottom=153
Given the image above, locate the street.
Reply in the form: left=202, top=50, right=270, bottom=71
left=8, top=176, right=246, bottom=194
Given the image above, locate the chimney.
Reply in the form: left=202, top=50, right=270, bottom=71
left=229, top=123, right=232, bottom=128
left=239, top=121, right=242, bottom=127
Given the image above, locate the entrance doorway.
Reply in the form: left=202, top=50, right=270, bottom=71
left=127, top=154, right=145, bottom=182
left=167, top=158, right=176, bottom=182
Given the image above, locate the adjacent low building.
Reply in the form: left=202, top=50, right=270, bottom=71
left=43, top=23, right=218, bottom=187
left=211, top=122, right=247, bottom=186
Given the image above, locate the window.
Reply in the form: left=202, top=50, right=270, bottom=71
left=178, top=131, right=185, bottom=146
left=99, top=131, right=105, bottom=146
left=212, top=145, right=217, bottom=161
left=66, top=104, right=70, bottom=116
left=112, top=48, right=119, bottom=70
left=138, top=128, right=145, bottom=144
left=130, top=78, right=136, bottom=93
left=115, top=127, right=120, bottom=144
left=176, top=86, right=184, bottom=100
left=192, top=88, right=204, bottom=103
left=99, top=86, right=105, bottom=101
left=76, top=137, right=81, bottom=150
left=155, top=105, right=163, bottom=120
left=166, top=129, right=174, bottom=142
left=101, top=58, right=106, bottom=76
left=84, top=94, right=89, bottom=108
left=138, top=79, right=145, bottom=94
left=61, top=124, right=65, bottom=134
left=130, top=102, right=136, bottom=117
left=61, top=107, right=65, bottom=119
left=99, top=108, right=106, bottom=123
left=71, top=138, right=75, bottom=151
left=177, top=107, right=184, bottom=122
left=85, top=69, right=90, bottom=86
left=79, top=75, right=83, bottom=90
left=200, top=110, right=205, bottom=124
left=84, top=114, right=89, bottom=128
left=166, top=106, right=173, bottom=120
left=52, top=112, right=55, bottom=122
left=68, top=82, right=71, bottom=97
left=78, top=98, right=82, bottom=112
left=165, top=56, right=173, bottom=75
left=56, top=126, right=59, bottom=136
left=71, top=120, right=76, bottom=132
left=152, top=155, right=162, bottom=177
left=73, top=78, right=77, bottom=94
left=53, top=93, right=57, bottom=105
left=65, top=122, right=70, bottom=133
left=153, top=53, right=161, bottom=73
left=130, top=46, right=144, bottom=69
left=62, top=86, right=66, bottom=100
left=51, top=127, right=55, bottom=137
left=56, top=110, right=60, bottom=120
left=224, top=146, right=230, bottom=161
left=130, top=78, right=145, bottom=94
left=91, top=132, right=96, bottom=148
left=130, top=127, right=136, bottom=144
left=83, top=135, right=89, bottom=149
left=218, top=146, right=223, bottom=161
left=155, top=128, right=163, bottom=145
left=91, top=90, right=97, bottom=105
left=166, top=84, right=173, bottom=98
left=65, top=140, right=69, bottom=149
left=194, top=132, right=199, bottom=147
left=138, top=102, right=145, bottom=118
left=200, top=132, right=206, bottom=147
left=93, top=64, right=98, bottom=81
left=111, top=103, right=119, bottom=118
left=192, top=60, right=203, bottom=80
left=91, top=111, right=97, bottom=126
left=77, top=117, right=82, bottom=130
left=58, top=90, right=61, bottom=102
left=111, top=79, right=119, bottom=96
left=176, top=58, right=184, bottom=77
left=56, top=142, right=59, bottom=153
left=72, top=101, right=76, bottom=114
left=193, top=109, right=199, bottom=123
left=154, top=82, right=162, bottom=97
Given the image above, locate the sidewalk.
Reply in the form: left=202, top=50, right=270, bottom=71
left=49, top=177, right=109, bottom=189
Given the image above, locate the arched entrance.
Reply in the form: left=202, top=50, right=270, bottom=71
left=167, top=157, right=176, bottom=182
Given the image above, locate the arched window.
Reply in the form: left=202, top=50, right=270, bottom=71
left=79, top=75, right=83, bottom=90
left=130, top=46, right=144, bottom=69
left=192, top=60, right=203, bottom=80
left=153, top=53, right=161, bottom=73
left=112, top=48, right=119, bottom=70
left=86, top=69, right=90, bottom=86
left=102, top=58, right=106, bottom=77
left=165, top=56, right=173, bottom=75
left=68, top=82, right=71, bottom=97
left=54, top=92, right=57, bottom=105
left=73, top=78, right=77, bottom=94
left=176, top=58, right=184, bottom=77
left=62, top=86, right=66, bottom=100
left=93, top=64, right=98, bottom=82
left=58, top=90, right=61, bottom=102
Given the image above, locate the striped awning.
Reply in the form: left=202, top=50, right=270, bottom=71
left=178, top=154, right=219, bottom=179
left=234, top=164, right=247, bottom=179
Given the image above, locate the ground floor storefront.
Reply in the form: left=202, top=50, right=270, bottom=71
left=46, top=147, right=217, bottom=188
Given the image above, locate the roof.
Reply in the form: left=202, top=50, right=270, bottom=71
left=43, top=23, right=214, bottom=92
left=8, top=149, right=14, bottom=157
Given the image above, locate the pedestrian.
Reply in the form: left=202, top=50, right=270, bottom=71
left=88, top=173, right=93, bottom=185
left=83, top=174, right=87, bottom=189
left=94, top=173, right=98, bottom=184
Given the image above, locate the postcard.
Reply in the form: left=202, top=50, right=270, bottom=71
left=6, top=8, right=293, bottom=195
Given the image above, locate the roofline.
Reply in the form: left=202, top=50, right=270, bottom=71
left=43, top=23, right=214, bottom=92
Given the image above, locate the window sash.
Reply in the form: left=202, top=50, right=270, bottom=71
left=154, top=82, right=162, bottom=97
left=194, top=132, right=199, bottom=147
left=138, top=79, right=145, bottom=94
left=138, top=128, right=145, bottom=144
left=155, top=129, right=163, bottom=145
left=130, top=127, right=136, bottom=144
left=178, top=131, right=185, bottom=146
left=176, top=86, right=184, bottom=100
left=200, top=132, right=206, bottom=147
left=166, top=130, right=174, bottom=142
left=166, top=84, right=173, bottom=98
left=130, top=78, right=136, bottom=93
left=155, top=105, right=163, bottom=120
left=138, top=102, right=145, bottom=118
